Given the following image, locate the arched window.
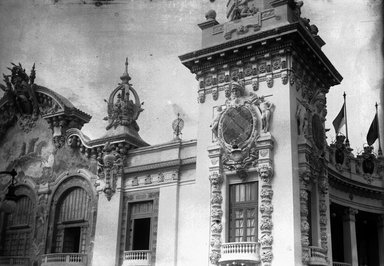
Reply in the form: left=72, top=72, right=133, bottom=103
left=0, top=195, right=34, bottom=256
left=51, top=187, right=91, bottom=253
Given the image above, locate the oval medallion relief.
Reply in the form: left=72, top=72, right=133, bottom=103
left=221, top=106, right=253, bottom=147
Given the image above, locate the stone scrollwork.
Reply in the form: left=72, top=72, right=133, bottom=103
left=96, top=141, right=123, bottom=201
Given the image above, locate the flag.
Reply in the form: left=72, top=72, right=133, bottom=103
left=367, top=113, right=379, bottom=146
left=332, top=103, right=345, bottom=134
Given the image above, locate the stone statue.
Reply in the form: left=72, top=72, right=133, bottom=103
left=261, top=101, right=273, bottom=133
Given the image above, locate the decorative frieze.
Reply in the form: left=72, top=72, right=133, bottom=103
left=124, top=170, right=179, bottom=188
left=195, top=52, right=289, bottom=104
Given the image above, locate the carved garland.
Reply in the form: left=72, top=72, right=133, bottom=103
left=257, top=163, right=274, bottom=266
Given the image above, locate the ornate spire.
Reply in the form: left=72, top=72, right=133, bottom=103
left=103, top=58, right=146, bottom=144
left=120, top=57, right=131, bottom=84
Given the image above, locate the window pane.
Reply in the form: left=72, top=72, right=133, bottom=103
left=229, top=182, right=258, bottom=243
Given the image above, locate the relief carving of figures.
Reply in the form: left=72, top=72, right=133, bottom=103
left=230, top=0, right=259, bottom=21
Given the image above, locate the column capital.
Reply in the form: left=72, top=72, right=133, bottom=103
left=377, top=214, right=384, bottom=227
left=343, top=207, right=358, bottom=222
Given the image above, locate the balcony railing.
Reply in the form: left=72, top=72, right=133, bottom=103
left=333, top=262, right=351, bottom=266
left=308, top=246, right=328, bottom=266
left=0, top=256, right=29, bottom=266
left=122, top=250, right=151, bottom=266
left=219, top=242, right=261, bottom=264
left=41, top=253, right=87, bottom=266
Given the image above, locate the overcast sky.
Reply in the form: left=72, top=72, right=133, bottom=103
left=0, top=0, right=382, bottom=154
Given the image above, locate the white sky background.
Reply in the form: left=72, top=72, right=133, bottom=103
left=0, top=0, right=382, bottom=154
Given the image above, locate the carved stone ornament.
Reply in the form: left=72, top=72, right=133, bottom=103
left=198, top=91, right=206, bottom=104
left=257, top=162, right=274, bottom=265
left=0, top=63, right=39, bottom=138
left=211, top=80, right=265, bottom=179
left=209, top=171, right=224, bottom=265
left=225, top=10, right=261, bottom=40
left=212, top=87, right=219, bottom=101
left=104, top=59, right=143, bottom=132
left=281, top=71, right=288, bottom=85
left=96, top=141, right=123, bottom=200
left=266, top=75, right=273, bottom=88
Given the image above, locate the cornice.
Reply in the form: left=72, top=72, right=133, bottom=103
left=328, top=168, right=384, bottom=200
left=179, top=22, right=342, bottom=86
left=127, top=139, right=197, bottom=156
left=124, top=157, right=196, bottom=174
left=330, top=194, right=384, bottom=213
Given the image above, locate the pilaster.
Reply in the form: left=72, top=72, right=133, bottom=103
left=92, top=176, right=123, bottom=266
left=256, top=133, right=274, bottom=266
left=156, top=181, right=180, bottom=266
left=207, top=144, right=223, bottom=265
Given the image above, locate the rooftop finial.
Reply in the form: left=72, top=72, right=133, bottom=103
left=120, top=57, right=131, bottom=84
left=172, top=113, right=184, bottom=140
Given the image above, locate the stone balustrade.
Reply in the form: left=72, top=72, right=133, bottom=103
left=0, top=256, right=29, bottom=266
left=41, top=253, right=87, bottom=266
left=219, top=242, right=261, bottom=264
left=308, top=246, right=328, bottom=266
left=333, top=262, right=351, bottom=266
left=122, top=250, right=151, bottom=266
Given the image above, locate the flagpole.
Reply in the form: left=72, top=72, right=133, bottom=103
left=344, top=92, right=349, bottom=146
left=376, top=102, right=382, bottom=156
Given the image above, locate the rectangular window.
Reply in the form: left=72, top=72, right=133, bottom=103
left=229, top=182, right=258, bottom=242
left=126, top=201, right=153, bottom=251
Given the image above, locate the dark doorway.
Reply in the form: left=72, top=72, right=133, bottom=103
left=330, top=203, right=344, bottom=263
left=62, top=227, right=81, bottom=253
left=132, top=218, right=151, bottom=250
left=356, top=211, right=379, bottom=266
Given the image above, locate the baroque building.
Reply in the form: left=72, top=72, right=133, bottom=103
left=0, top=1, right=383, bottom=266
